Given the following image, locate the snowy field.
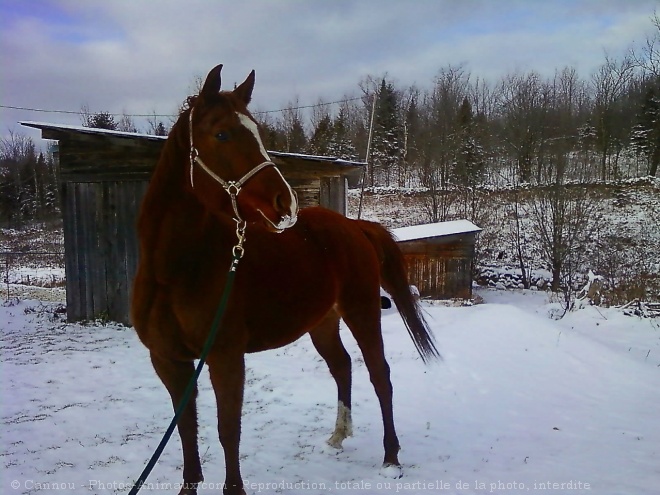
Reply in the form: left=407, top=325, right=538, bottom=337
left=2, top=288, right=659, bottom=494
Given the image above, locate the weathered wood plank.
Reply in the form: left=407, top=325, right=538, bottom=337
left=90, top=182, right=108, bottom=320
left=104, top=182, right=123, bottom=324
left=61, top=182, right=82, bottom=321
left=319, top=176, right=347, bottom=213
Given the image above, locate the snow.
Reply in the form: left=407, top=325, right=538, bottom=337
left=3, top=266, right=65, bottom=287
left=20, top=121, right=167, bottom=142
left=2, top=288, right=659, bottom=494
left=392, top=221, right=481, bottom=242
left=268, top=150, right=365, bottom=167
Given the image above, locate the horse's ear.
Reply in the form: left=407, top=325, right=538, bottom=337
left=201, top=64, right=223, bottom=97
left=234, top=70, right=255, bottom=105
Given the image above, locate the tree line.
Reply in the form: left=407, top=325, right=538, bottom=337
left=0, top=131, right=59, bottom=228
left=260, top=50, right=658, bottom=189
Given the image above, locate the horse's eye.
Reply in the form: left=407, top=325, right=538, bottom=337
left=216, top=131, right=230, bottom=142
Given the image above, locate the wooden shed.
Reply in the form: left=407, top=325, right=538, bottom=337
left=392, top=220, right=482, bottom=300
left=21, top=121, right=364, bottom=324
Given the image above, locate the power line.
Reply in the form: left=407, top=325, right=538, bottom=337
left=254, top=96, right=363, bottom=114
left=1, top=105, right=84, bottom=116
left=0, top=104, right=173, bottom=118
left=0, top=96, right=364, bottom=119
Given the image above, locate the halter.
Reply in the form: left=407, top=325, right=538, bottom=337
left=188, top=107, right=276, bottom=224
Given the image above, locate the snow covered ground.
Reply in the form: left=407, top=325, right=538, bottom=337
left=2, top=288, right=659, bottom=494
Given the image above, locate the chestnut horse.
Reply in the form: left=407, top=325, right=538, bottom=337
left=131, top=65, right=439, bottom=495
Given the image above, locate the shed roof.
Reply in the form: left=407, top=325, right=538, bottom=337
left=392, top=220, right=482, bottom=242
left=20, top=121, right=366, bottom=168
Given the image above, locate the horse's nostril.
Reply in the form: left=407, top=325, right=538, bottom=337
left=274, top=193, right=286, bottom=214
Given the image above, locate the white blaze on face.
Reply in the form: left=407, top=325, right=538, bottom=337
left=237, top=112, right=271, bottom=162
left=237, top=111, right=299, bottom=229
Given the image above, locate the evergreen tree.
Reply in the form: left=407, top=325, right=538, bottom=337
left=308, top=114, right=333, bottom=155
left=401, top=92, right=421, bottom=186
left=329, top=107, right=358, bottom=160
left=287, top=117, right=307, bottom=153
left=370, top=78, right=402, bottom=186
left=258, top=119, right=287, bottom=152
left=85, top=111, right=119, bottom=130
left=454, top=97, right=486, bottom=187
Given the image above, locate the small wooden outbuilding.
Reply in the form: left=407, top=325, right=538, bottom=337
left=392, top=220, right=482, bottom=300
left=21, top=121, right=364, bottom=324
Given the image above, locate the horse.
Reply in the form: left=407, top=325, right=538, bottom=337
left=131, top=64, right=439, bottom=495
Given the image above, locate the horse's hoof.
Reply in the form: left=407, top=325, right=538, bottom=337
left=178, top=480, right=202, bottom=495
left=326, top=435, right=344, bottom=450
left=380, top=463, right=403, bottom=479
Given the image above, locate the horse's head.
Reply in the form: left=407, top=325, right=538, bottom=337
left=186, top=64, right=298, bottom=232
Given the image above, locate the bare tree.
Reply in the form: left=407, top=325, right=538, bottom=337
left=117, top=111, right=137, bottom=133
left=146, top=111, right=170, bottom=136
left=497, top=71, right=550, bottom=184
left=591, top=54, right=636, bottom=180
left=505, top=188, right=532, bottom=289
left=310, top=98, right=331, bottom=133
left=528, top=181, right=602, bottom=310
left=79, top=103, right=93, bottom=127
left=417, top=157, right=455, bottom=223
left=280, top=98, right=308, bottom=153
left=632, top=11, right=660, bottom=78
left=416, top=65, right=470, bottom=220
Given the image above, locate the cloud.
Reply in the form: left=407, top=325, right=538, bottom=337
left=1, top=0, right=658, bottom=142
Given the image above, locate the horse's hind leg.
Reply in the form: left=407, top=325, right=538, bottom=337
left=341, top=304, right=402, bottom=475
left=309, top=313, right=353, bottom=449
left=150, top=353, right=203, bottom=495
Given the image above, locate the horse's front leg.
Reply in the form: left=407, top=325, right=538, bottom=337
left=208, top=351, right=246, bottom=495
left=150, top=352, right=203, bottom=495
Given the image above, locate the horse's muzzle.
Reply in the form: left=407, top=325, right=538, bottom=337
left=265, top=180, right=298, bottom=232
left=259, top=208, right=298, bottom=233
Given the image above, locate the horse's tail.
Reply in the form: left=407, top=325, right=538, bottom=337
left=358, top=220, right=441, bottom=364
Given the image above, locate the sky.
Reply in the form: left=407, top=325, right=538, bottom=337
left=1, top=0, right=658, bottom=145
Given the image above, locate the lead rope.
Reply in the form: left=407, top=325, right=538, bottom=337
left=127, top=222, right=246, bottom=495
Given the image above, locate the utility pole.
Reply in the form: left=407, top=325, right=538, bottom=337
left=357, top=90, right=378, bottom=219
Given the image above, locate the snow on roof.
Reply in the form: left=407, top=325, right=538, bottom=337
left=20, top=121, right=366, bottom=167
left=267, top=150, right=365, bottom=166
left=21, top=121, right=166, bottom=141
left=392, top=220, right=481, bottom=242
